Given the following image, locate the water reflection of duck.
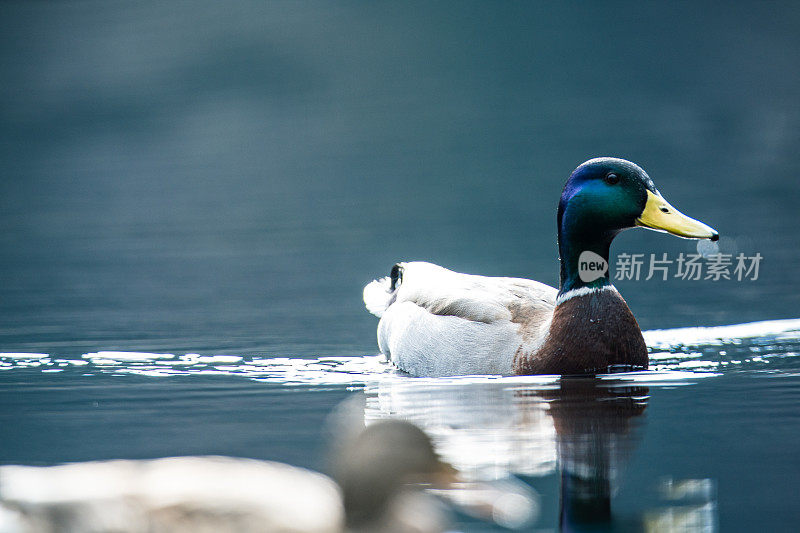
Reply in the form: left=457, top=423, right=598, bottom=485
left=0, top=420, right=456, bottom=533
left=365, top=378, right=560, bottom=480
left=540, top=379, right=648, bottom=531
left=364, top=157, right=718, bottom=377
left=366, top=378, right=649, bottom=531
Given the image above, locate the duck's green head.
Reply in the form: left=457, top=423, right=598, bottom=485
left=557, top=157, right=718, bottom=292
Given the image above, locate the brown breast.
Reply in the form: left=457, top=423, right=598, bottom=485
left=514, top=288, right=648, bottom=375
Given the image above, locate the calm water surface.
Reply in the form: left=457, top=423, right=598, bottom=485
left=1, top=2, right=800, bottom=531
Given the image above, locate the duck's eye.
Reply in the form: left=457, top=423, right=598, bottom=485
left=604, top=172, right=620, bottom=185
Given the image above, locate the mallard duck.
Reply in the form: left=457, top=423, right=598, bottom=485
left=363, top=157, right=718, bottom=377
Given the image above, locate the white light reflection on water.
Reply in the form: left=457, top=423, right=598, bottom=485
left=644, top=318, right=800, bottom=349
left=2, top=317, right=799, bottom=384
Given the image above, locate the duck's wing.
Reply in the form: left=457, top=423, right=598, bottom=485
left=363, top=262, right=558, bottom=376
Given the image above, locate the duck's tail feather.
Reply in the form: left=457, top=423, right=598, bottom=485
left=363, top=277, right=391, bottom=317
left=363, top=264, right=403, bottom=318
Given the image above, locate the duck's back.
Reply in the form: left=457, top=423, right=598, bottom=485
left=363, top=262, right=557, bottom=376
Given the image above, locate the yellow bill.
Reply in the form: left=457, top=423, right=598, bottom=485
left=636, top=189, right=718, bottom=240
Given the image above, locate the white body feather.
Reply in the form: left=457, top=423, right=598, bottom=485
left=363, top=262, right=558, bottom=376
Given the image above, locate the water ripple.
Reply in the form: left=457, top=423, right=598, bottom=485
left=1, top=318, right=799, bottom=385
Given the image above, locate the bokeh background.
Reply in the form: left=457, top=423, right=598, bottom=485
left=2, top=1, right=799, bottom=359
left=3, top=5, right=800, bottom=531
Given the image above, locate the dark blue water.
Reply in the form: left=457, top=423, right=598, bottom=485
left=2, top=2, right=800, bottom=531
